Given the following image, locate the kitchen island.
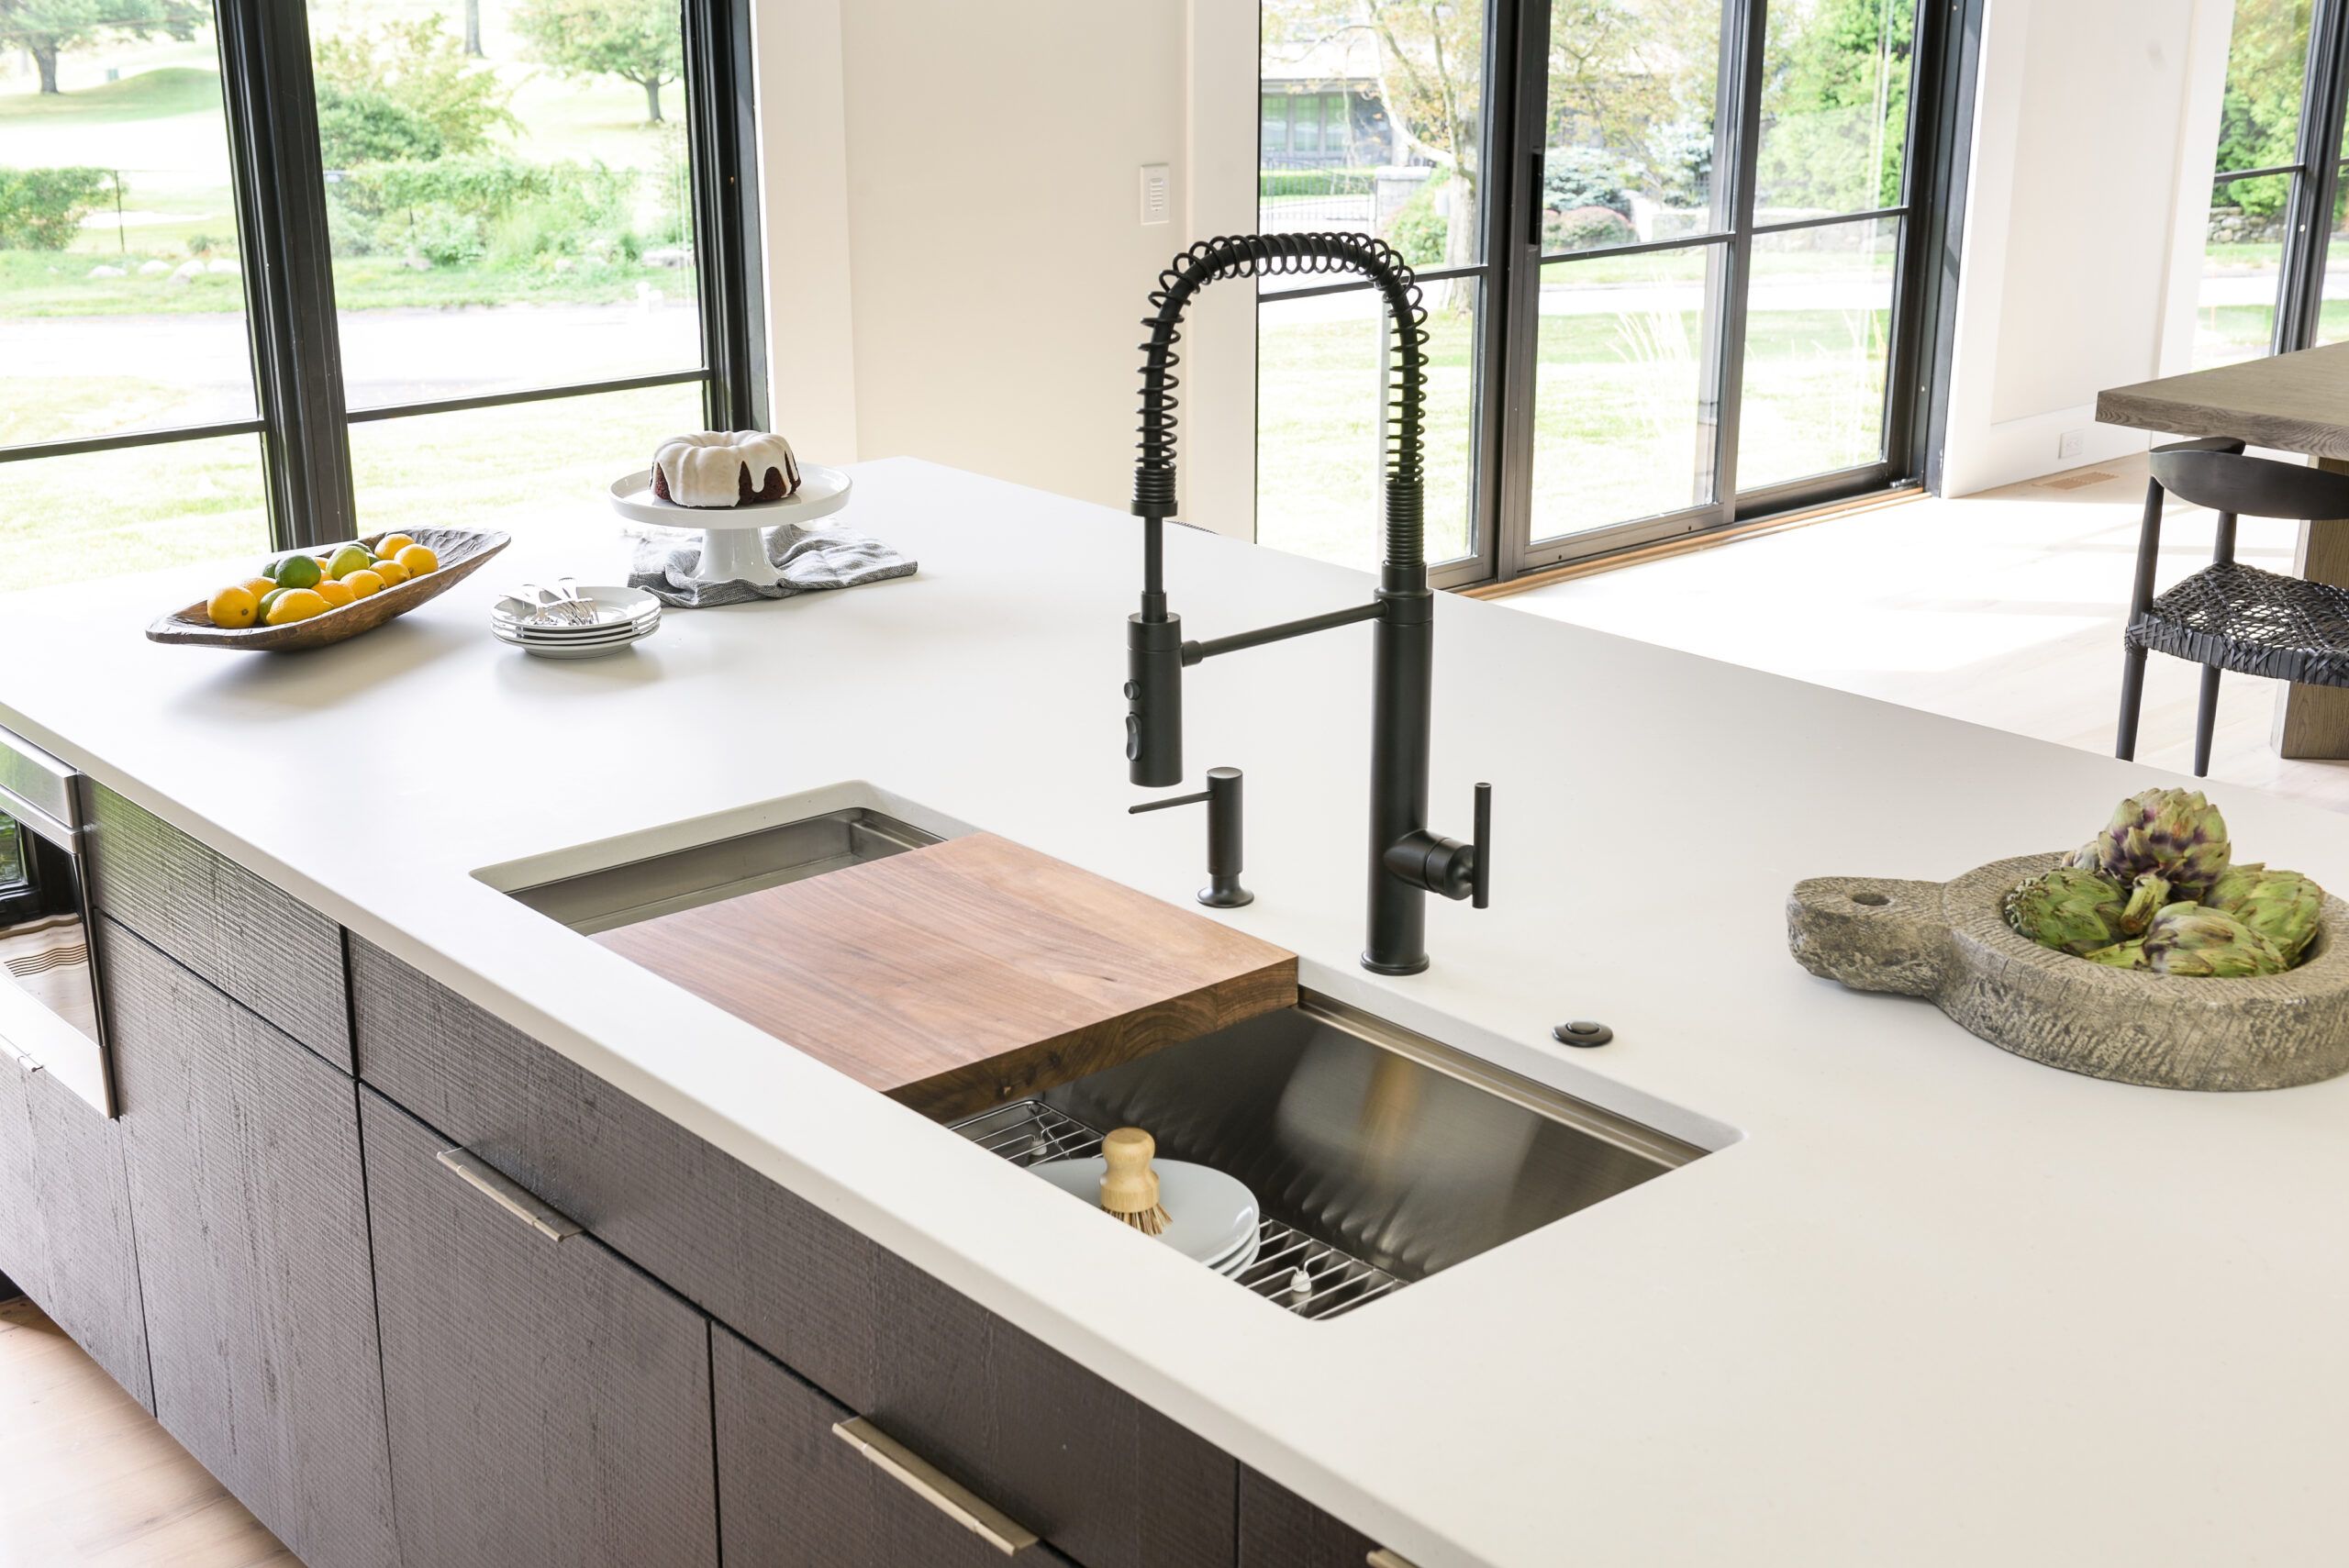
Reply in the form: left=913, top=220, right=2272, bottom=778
left=5, top=458, right=2348, bottom=1567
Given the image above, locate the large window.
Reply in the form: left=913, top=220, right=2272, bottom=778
left=1255, top=0, right=1965, bottom=584
left=2192, top=0, right=2349, bottom=369
left=0, top=0, right=762, bottom=590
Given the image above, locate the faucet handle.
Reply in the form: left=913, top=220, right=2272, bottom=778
left=1471, top=782, right=1491, bottom=910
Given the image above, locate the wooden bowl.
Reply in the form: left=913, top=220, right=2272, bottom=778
left=1788, top=853, right=2349, bottom=1092
left=146, top=528, right=509, bottom=652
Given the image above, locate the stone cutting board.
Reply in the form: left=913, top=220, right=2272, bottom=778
left=1788, top=852, right=2349, bottom=1092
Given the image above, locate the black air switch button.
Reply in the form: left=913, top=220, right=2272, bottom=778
left=1125, top=715, right=1141, bottom=761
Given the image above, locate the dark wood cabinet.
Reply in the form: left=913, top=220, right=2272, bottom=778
left=20, top=1055, right=150, bottom=1410
left=84, top=784, right=353, bottom=1071
left=361, top=1086, right=720, bottom=1568
left=351, top=933, right=1241, bottom=1568
left=1238, top=1469, right=1383, bottom=1568
left=715, top=1324, right=1080, bottom=1567
left=101, top=917, right=398, bottom=1568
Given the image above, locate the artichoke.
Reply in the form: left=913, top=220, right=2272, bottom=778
left=2083, top=940, right=2148, bottom=969
left=2004, top=866, right=2130, bottom=955
left=2139, top=903, right=2288, bottom=977
left=2210, top=865, right=2326, bottom=965
left=2084, top=788, right=2232, bottom=900
left=2119, top=872, right=2173, bottom=936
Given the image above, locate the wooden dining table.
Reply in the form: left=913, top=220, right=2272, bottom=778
left=2099, top=340, right=2349, bottom=759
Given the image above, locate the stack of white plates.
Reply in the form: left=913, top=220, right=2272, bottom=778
left=1033, top=1155, right=1262, bottom=1276
left=492, top=584, right=662, bottom=659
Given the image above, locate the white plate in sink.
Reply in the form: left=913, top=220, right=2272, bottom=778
left=1031, top=1155, right=1259, bottom=1268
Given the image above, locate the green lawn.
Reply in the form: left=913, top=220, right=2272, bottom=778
left=1259, top=298, right=1892, bottom=571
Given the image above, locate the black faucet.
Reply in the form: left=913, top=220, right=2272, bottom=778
left=1122, top=232, right=1490, bottom=975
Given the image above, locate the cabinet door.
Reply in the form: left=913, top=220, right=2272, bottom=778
left=0, top=1054, right=48, bottom=1307
left=362, top=1087, right=719, bottom=1568
left=102, top=918, right=397, bottom=1568
left=1238, top=1469, right=1384, bottom=1568
left=714, top=1325, right=1077, bottom=1568
left=22, top=1059, right=150, bottom=1410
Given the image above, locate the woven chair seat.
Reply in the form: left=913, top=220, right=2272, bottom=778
left=2129, top=562, right=2349, bottom=688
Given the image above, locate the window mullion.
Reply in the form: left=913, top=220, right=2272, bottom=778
left=2280, top=0, right=2349, bottom=351
left=1704, top=0, right=1770, bottom=528
left=214, top=0, right=355, bottom=550
left=683, top=0, right=768, bottom=431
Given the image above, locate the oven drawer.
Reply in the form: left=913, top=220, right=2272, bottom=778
left=83, top=784, right=351, bottom=1072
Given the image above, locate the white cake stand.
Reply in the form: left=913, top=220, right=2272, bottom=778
left=608, top=464, right=853, bottom=588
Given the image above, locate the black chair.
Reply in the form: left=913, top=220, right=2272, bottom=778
left=2117, top=438, right=2349, bottom=775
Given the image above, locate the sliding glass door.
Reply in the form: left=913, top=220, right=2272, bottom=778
left=1256, top=0, right=1957, bottom=584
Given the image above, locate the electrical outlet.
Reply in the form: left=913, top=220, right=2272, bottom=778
left=2058, top=428, right=2086, bottom=462
left=1139, top=163, right=1171, bottom=226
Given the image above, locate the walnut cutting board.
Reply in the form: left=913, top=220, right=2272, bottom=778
left=592, top=832, right=1297, bottom=1118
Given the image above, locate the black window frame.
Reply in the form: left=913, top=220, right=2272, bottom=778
left=1253, top=0, right=1985, bottom=590
left=0, top=0, right=768, bottom=555
left=2230, top=0, right=2349, bottom=359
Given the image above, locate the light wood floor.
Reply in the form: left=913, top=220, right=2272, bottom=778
left=0, top=1292, right=294, bottom=1567
left=1505, top=453, right=2349, bottom=813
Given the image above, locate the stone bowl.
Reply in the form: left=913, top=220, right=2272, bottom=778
left=1787, top=853, right=2349, bottom=1092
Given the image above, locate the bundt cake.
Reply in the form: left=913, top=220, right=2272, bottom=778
left=650, top=431, right=803, bottom=507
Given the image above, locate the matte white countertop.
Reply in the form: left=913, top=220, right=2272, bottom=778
left=6, top=459, right=2348, bottom=1567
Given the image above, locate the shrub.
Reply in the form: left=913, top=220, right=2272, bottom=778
left=408, top=208, right=484, bottom=266
left=1258, top=167, right=1375, bottom=200
left=1384, top=173, right=1448, bottom=268
left=1542, top=147, right=1629, bottom=217
left=1545, top=204, right=1636, bottom=252
left=0, top=168, right=109, bottom=251
left=312, top=16, right=514, bottom=155
left=317, top=83, right=445, bottom=169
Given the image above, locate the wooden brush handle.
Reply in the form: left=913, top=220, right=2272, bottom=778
left=1098, top=1127, right=1161, bottom=1217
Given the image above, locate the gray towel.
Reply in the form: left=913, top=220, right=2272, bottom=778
left=628, top=522, right=918, bottom=608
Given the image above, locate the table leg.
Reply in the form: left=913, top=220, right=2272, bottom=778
left=2274, top=456, right=2349, bottom=758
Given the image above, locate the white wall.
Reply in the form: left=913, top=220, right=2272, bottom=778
left=1940, top=0, right=2232, bottom=495
left=751, top=0, right=1260, bottom=530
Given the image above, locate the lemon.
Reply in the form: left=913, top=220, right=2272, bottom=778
left=315, top=578, right=356, bottom=608
left=240, top=576, right=274, bottom=599
left=207, top=584, right=259, bottom=629
left=371, top=558, right=411, bottom=586
left=271, top=553, right=323, bottom=591
left=393, top=543, right=439, bottom=576
left=374, top=533, right=417, bottom=559
left=327, top=543, right=373, bottom=580
left=263, top=588, right=328, bottom=626
left=343, top=568, right=386, bottom=599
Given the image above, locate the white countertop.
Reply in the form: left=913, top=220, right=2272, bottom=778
left=6, top=458, right=2348, bottom=1567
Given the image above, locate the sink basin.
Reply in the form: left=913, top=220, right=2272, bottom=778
left=504, top=806, right=939, bottom=935
left=949, top=995, right=1707, bottom=1318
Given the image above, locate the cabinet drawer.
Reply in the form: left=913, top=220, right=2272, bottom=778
left=716, top=1325, right=1078, bottom=1567
left=1238, top=1470, right=1387, bottom=1568
left=102, top=918, right=397, bottom=1568
left=351, top=935, right=1239, bottom=1568
left=84, top=784, right=351, bottom=1071
left=0, top=1054, right=48, bottom=1308
left=362, top=1086, right=718, bottom=1568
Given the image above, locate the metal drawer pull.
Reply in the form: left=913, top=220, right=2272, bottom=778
left=830, top=1417, right=1041, bottom=1556
left=1367, top=1552, right=1421, bottom=1568
left=435, top=1149, right=583, bottom=1242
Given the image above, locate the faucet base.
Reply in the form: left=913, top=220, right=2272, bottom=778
left=1360, top=951, right=1431, bottom=976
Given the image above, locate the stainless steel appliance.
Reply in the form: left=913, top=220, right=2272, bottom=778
left=0, top=726, right=111, bottom=1117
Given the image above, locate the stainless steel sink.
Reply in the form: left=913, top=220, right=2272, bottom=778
left=951, top=995, right=1706, bottom=1318
left=505, top=806, right=939, bottom=935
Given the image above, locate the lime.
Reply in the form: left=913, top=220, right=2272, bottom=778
left=327, top=544, right=373, bottom=580
left=272, top=553, right=323, bottom=591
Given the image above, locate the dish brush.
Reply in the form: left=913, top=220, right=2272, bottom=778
left=1098, top=1126, right=1173, bottom=1236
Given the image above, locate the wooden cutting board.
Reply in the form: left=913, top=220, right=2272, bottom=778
left=593, top=831, right=1297, bottom=1118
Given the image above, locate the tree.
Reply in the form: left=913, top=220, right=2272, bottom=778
left=463, top=0, right=482, bottom=58
left=1755, top=0, right=1914, bottom=213
left=0, top=0, right=200, bottom=95
left=2211, top=0, right=2311, bottom=221
left=512, top=0, right=683, bottom=125
left=313, top=15, right=515, bottom=158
